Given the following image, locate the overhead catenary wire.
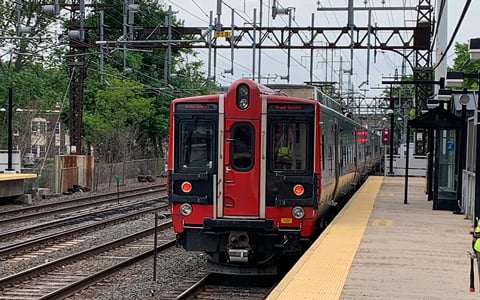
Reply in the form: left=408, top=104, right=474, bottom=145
left=434, top=0, right=471, bottom=69
left=15, top=0, right=441, bottom=97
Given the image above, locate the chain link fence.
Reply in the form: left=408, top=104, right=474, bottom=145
left=27, top=157, right=166, bottom=193
left=92, top=158, right=165, bottom=191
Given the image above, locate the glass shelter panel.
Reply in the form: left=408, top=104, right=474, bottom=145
left=438, top=129, right=457, bottom=195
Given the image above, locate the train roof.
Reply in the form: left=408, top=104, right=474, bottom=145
left=265, top=83, right=343, bottom=113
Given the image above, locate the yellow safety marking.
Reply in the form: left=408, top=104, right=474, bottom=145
left=0, top=173, right=37, bottom=181
left=281, top=218, right=293, bottom=224
left=268, top=176, right=383, bottom=300
left=371, top=219, right=394, bottom=226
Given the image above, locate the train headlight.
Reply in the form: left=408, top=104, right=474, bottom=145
left=293, top=184, right=304, bottom=196
left=292, top=206, right=305, bottom=219
left=181, top=181, right=192, bottom=193
left=236, top=84, right=249, bottom=110
left=180, top=203, right=193, bottom=216
left=238, top=98, right=249, bottom=109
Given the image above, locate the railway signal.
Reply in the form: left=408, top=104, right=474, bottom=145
left=382, top=129, right=390, bottom=145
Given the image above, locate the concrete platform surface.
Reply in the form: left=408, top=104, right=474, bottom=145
left=341, top=176, right=477, bottom=299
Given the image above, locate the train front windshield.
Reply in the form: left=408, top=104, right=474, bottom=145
left=271, top=121, right=308, bottom=171
left=179, top=120, right=214, bottom=170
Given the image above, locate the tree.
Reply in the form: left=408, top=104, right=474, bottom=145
left=0, top=1, right=69, bottom=153
left=83, top=74, right=153, bottom=162
left=0, top=0, right=217, bottom=161
left=448, top=42, right=480, bottom=89
left=0, top=1, right=67, bottom=70
left=80, top=0, right=216, bottom=158
left=0, top=61, right=68, bottom=153
left=381, top=75, right=415, bottom=146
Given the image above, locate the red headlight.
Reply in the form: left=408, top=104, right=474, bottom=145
left=293, top=184, right=304, bottom=196
left=181, top=181, right=192, bottom=193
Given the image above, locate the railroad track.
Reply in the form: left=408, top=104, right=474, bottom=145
left=0, top=196, right=168, bottom=242
left=174, top=273, right=279, bottom=299
left=0, top=183, right=166, bottom=227
left=0, top=223, right=175, bottom=300
left=0, top=203, right=169, bottom=259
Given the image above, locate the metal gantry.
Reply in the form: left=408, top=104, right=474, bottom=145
left=56, top=1, right=433, bottom=153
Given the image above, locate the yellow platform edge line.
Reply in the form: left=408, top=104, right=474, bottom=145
left=0, top=173, right=37, bottom=181
left=268, top=176, right=383, bottom=300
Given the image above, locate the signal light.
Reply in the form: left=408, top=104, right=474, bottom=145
left=357, top=130, right=367, bottom=143
left=293, top=184, right=304, bottom=196
left=181, top=181, right=192, bottom=193
left=382, top=129, right=390, bottom=145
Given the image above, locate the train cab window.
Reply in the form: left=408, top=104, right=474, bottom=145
left=230, top=123, right=254, bottom=170
left=179, top=119, right=214, bottom=170
left=272, top=121, right=308, bottom=171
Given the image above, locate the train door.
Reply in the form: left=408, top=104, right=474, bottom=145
left=222, top=120, right=260, bottom=217
left=170, top=105, right=217, bottom=207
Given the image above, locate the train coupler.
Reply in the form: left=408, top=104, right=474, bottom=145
left=228, top=249, right=250, bottom=262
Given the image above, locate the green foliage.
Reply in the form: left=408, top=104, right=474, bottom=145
left=83, top=76, right=153, bottom=138
left=448, top=42, right=480, bottom=90
left=0, top=0, right=67, bottom=69
left=0, top=0, right=217, bottom=160
left=0, top=61, right=67, bottom=110
left=380, top=75, right=415, bottom=145
left=79, top=0, right=217, bottom=158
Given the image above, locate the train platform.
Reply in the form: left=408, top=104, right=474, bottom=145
left=268, top=176, right=478, bottom=300
left=0, top=173, right=37, bottom=201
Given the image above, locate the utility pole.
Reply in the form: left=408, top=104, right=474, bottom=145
left=164, top=6, right=172, bottom=82
left=6, top=88, right=14, bottom=173
left=388, top=83, right=394, bottom=175
left=67, top=0, right=86, bottom=155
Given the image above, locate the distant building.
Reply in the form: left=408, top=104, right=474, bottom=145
left=28, top=112, right=69, bottom=160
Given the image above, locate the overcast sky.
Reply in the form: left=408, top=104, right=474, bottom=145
left=158, top=0, right=478, bottom=99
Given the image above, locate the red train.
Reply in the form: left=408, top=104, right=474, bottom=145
left=167, top=78, right=381, bottom=274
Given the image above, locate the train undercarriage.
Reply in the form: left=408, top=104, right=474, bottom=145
left=177, top=222, right=311, bottom=275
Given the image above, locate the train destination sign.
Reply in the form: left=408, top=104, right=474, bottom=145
left=268, top=104, right=314, bottom=112
left=176, top=103, right=218, bottom=112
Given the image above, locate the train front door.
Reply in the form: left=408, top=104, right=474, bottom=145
left=222, top=120, right=260, bottom=217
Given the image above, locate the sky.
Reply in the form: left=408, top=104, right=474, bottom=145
left=157, top=0, right=479, bottom=99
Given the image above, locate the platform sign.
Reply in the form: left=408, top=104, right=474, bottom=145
left=0, top=150, right=21, bottom=173
left=446, top=141, right=454, bottom=151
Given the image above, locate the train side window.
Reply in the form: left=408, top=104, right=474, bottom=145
left=231, top=123, right=254, bottom=171
left=179, top=119, right=214, bottom=170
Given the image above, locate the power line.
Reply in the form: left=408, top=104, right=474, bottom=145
left=167, top=0, right=209, bottom=25
left=434, top=0, right=472, bottom=69
left=190, top=0, right=210, bottom=19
